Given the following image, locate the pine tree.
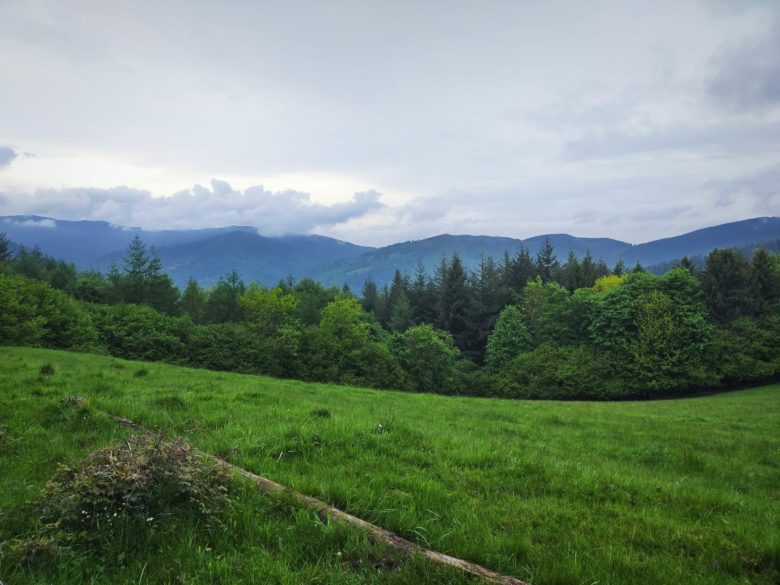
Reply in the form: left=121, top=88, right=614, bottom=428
left=751, top=248, right=780, bottom=314
left=504, top=245, right=535, bottom=292
left=361, top=278, right=379, bottom=315
left=613, top=258, right=626, bottom=276
left=678, top=256, right=697, bottom=274
left=112, top=236, right=179, bottom=313
left=561, top=250, right=582, bottom=291
left=702, top=248, right=752, bottom=323
left=181, top=278, right=207, bottom=323
left=535, top=239, right=559, bottom=283
left=389, top=295, right=414, bottom=332
left=205, top=270, right=246, bottom=323
left=581, top=251, right=597, bottom=287
left=435, top=254, right=473, bottom=350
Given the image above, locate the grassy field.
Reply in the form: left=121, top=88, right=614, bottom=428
left=1, top=347, right=778, bottom=584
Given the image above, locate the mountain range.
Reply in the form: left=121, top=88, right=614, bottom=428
left=2, top=215, right=779, bottom=289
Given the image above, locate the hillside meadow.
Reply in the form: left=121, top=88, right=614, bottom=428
left=1, top=346, right=778, bottom=584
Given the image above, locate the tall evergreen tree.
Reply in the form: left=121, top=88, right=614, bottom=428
left=505, top=245, right=535, bottom=292
left=0, top=232, right=11, bottom=263
left=204, top=270, right=246, bottom=323
left=750, top=248, right=780, bottom=315
left=111, top=236, right=179, bottom=313
left=678, top=256, right=697, bottom=274
left=181, top=278, right=207, bottom=323
left=435, top=254, right=473, bottom=350
left=535, top=239, right=559, bottom=283
left=613, top=258, right=626, bottom=277
left=702, top=248, right=753, bottom=323
left=361, top=278, right=379, bottom=315
left=560, top=250, right=582, bottom=292
left=581, top=251, right=597, bottom=287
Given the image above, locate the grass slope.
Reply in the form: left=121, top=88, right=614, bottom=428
left=1, top=347, right=778, bottom=584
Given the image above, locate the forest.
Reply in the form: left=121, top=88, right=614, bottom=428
left=1, top=232, right=778, bottom=399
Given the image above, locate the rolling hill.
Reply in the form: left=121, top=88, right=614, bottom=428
left=2, top=215, right=779, bottom=288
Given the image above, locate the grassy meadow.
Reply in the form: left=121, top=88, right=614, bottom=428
left=1, top=346, right=778, bottom=584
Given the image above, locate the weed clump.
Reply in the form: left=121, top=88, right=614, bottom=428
left=133, top=368, right=149, bottom=378
left=5, top=537, right=68, bottom=569
left=39, top=363, right=55, bottom=376
left=311, top=408, right=332, bottom=419
left=37, top=433, right=231, bottom=544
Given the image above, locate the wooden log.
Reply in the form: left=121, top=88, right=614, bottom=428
left=100, top=406, right=530, bottom=585
left=222, top=461, right=530, bottom=585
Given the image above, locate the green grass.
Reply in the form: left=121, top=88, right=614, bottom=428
left=1, top=347, right=779, bottom=584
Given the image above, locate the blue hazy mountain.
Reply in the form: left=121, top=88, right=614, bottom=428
left=2, top=215, right=778, bottom=288
left=0, top=216, right=257, bottom=266
left=98, top=231, right=373, bottom=287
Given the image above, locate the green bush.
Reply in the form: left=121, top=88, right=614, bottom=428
left=391, top=324, right=459, bottom=393
left=186, top=322, right=269, bottom=374
left=496, top=344, right=622, bottom=400
left=0, top=273, right=98, bottom=350
left=88, top=303, right=191, bottom=362
left=708, top=316, right=780, bottom=384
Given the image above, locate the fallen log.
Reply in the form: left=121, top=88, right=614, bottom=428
left=87, top=400, right=529, bottom=585
left=221, top=459, right=529, bottom=585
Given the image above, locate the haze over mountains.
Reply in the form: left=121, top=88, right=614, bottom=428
left=2, top=215, right=779, bottom=289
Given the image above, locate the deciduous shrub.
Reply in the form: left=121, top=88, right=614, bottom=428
left=495, top=343, right=622, bottom=400
left=88, top=303, right=191, bottom=362
left=0, top=273, right=98, bottom=350
left=391, top=324, right=459, bottom=392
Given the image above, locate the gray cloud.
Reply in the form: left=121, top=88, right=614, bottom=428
left=1, top=1, right=780, bottom=246
left=705, top=164, right=780, bottom=212
left=0, top=179, right=384, bottom=235
left=707, top=17, right=780, bottom=112
left=0, top=146, right=17, bottom=168
left=565, top=121, right=780, bottom=160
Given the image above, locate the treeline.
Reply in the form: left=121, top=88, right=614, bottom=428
left=1, top=233, right=778, bottom=399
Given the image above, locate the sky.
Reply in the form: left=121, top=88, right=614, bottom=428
left=0, top=0, right=779, bottom=246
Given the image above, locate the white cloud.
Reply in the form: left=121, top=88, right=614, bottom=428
left=0, top=179, right=385, bottom=235
left=1, top=217, right=56, bottom=228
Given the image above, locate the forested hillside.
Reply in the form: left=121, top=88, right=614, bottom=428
left=3, top=215, right=778, bottom=288
left=2, top=230, right=778, bottom=400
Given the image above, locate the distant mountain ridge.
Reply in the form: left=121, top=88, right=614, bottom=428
left=2, top=215, right=778, bottom=288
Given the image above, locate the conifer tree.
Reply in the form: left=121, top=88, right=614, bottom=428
left=535, top=238, right=559, bottom=283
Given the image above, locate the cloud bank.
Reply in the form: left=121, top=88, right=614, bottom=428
left=0, top=179, right=384, bottom=236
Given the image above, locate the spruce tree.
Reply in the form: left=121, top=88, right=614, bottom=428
left=535, top=238, right=559, bottom=283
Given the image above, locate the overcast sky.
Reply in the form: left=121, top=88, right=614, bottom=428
left=1, top=0, right=779, bottom=245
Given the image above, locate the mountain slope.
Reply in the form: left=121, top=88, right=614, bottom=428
left=0, top=215, right=256, bottom=266
left=619, top=217, right=780, bottom=265
left=309, top=234, right=630, bottom=288
left=98, top=230, right=373, bottom=287
left=310, top=218, right=780, bottom=288
left=3, top=215, right=778, bottom=288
